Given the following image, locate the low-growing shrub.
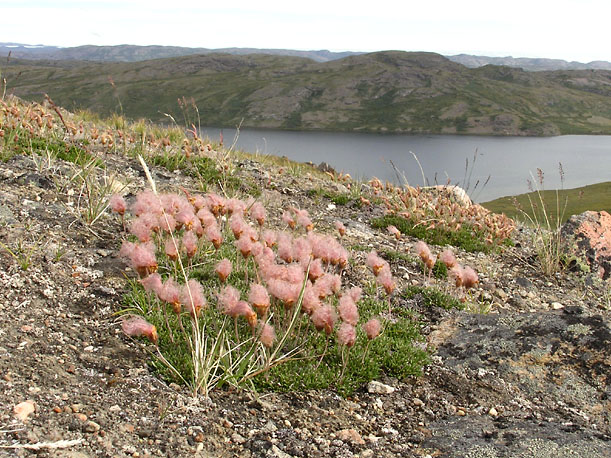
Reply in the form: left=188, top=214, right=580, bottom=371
left=403, top=285, right=464, bottom=310
left=372, top=214, right=495, bottom=252
left=115, top=160, right=428, bottom=396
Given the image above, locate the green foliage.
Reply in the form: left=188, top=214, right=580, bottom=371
left=254, top=293, right=429, bottom=396
left=307, top=188, right=352, bottom=206
left=372, top=215, right=494, bottom=252
left=380, top=248, right=414, bottom=264
left=403, top=285, right=464, bottom=310
left=432, top=260, right=448, bottom=279
left=149, top=153, right=241, bottom=192
left=7, top=131, right=102, bottom=167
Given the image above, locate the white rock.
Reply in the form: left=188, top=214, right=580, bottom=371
left=367, top=380, right=395, bottom=394
left=551, top=302, right=564, bottom=310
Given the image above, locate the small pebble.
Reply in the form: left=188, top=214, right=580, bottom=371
left=488, top=407, right=499, bottom=417
left=85, top=420, right=101, bottom=433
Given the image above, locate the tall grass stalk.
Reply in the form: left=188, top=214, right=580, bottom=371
left=520, top=165, right=568, bottom=276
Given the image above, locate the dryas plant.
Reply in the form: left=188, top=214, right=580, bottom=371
left=114, top=157, right=417, bottom=396
left=369, top=177, right=515, bottom=251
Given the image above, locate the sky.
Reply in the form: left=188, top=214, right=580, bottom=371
left=2, top=0, right=610, bottom=63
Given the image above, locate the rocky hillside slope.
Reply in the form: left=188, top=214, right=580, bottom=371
left=4, top=51, right=611, bottom=135
left=0, top=96, right=609, bottom=457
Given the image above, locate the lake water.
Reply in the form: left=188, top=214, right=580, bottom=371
left=200, top=128, right=611, bottom=202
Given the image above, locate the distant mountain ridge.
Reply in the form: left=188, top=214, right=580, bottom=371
left=0, top=43, right=363, bottom=63
left=447, top=54, right=611, bottom=71
left=1, top=42, right=610, bottom=71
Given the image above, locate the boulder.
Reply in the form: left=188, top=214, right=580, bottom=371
left=561, top=210, right=611, bottom=279
left=421, top=185, right=472, bottom=207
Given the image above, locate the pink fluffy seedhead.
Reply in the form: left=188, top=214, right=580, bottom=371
left=338, top=294, right=359, bottom=326
left=262, top=230, right=277, bottom=248
left=313, top=274, right=341, bottom=299
left=182, top=231, right=199, bottom=258
left=140, top=272, right=163, bottom=295
left=175, top=209, right=197, bottom=231
left=308, top=258, right=324, bottom=281
left=250, top=201, right=266, bottom=226
left=301, top=284, right=321, bottom=315
left=347, top=286, right=362, bottom=303
left=292, top=237, right=312, bottom=265
left=205, top=224, right=223, bottom=249
left=387, top=225, right=401, bottom=240
left=109, top=194, right=126, bottom=215
left=165, top=238, right=179, bottom=261
left=225, top=198, right=247, bottom=216
left=462, top=266, right=479, bottom=289
left=205, top=193, right=225, bottom=216
left=233, top=300, right=257, bottom=328
left=196, top=207, right=216, bottom=228
left=335, top=221, right=346, bottom=237
left=129, top=242, right=158, bottom=277
left=311, top=304, right=337, bottom=335
left=376, top=270, right=396, bottom=295
left=119, top=240, right=135, bottom=260
left=215, top=259, right=232, bottom=283
left=277, top=232, right=294, bottom=263
left=337, top=322, right=356, bottom=348
left=259, top=323, right=276, bottom=348
left=230, top=214, right=247, bottom=240
left=415, top=240, right=435, bottom=269
left=121, top=316, right=158, bottom=344
left=218, top=285, right=240, bottom=315
left=366, top=250, right=387, bottom=276
left=131, top=190, right=163, bottom=216
left=248, top=283, right=270, bottom=317
left=180, top=279, right=207, bottom=316
left=363, top=318, right=382, bottom=340
left=295, top=208, right=314, bottom=232
left=282, top=210, right=296, bottom=229
left=129, top=217, right=154, bottom=243
left=440, top=249, right=457, bottom=268
left=190, top=194, right=207, bottom=211
left=267, top=279, right=301, bottom=309
left=158, top=278, right=181, bottom=313
left=236, top=235, right=254, bottom=259
left=158, top=213, right=177, bottom=233
left=450, top=265, right=465, bottom=287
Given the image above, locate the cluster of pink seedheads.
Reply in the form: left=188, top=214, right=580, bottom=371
left=414, top=240, right=479, bottom=295
left=112, top=188, right=384, bottom=376
left=369, top=179, right=515, bottom=246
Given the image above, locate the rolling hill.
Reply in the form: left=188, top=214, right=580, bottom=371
left=3, top=51, right=611, bottom=135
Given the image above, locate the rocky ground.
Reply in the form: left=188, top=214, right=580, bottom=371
left=0, top=150, right=609, bottom=458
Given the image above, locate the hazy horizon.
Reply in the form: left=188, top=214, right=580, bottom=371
left=2, top=41, right=610, bottom=66
left=2, top=1, right=610, bottom=63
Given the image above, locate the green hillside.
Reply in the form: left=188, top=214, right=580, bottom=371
left=3, top=51, right=611, bottom=135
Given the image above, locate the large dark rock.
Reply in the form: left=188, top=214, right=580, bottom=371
left=562, top=210, right=611, bottom=279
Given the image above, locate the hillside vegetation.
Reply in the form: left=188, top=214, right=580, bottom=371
left=3, top=51, right=611, bottom=135
left=482, top=181, right=611, bottom=226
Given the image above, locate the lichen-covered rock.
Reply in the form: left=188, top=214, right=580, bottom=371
left=562, top=210, right=611, bottom=279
